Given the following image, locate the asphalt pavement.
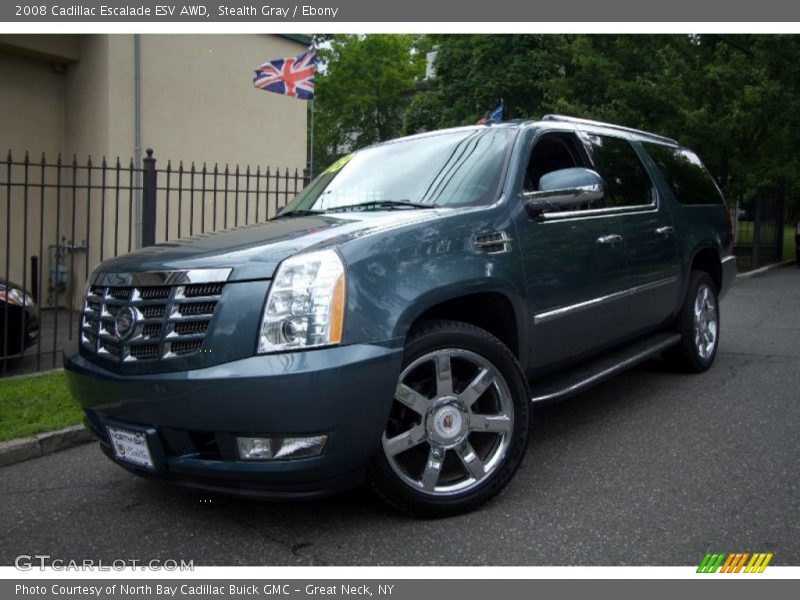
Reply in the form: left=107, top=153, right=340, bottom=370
left=1, top=267, right=798, bottom=566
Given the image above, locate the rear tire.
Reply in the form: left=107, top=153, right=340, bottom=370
left=369, top=320, right=530, bottom=517
left=664, top=271, right=720, bottom=373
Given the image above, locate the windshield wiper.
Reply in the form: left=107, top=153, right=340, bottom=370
left=271, top=209, right=324, bottom=219
left=323, top=200, right=435, bottom=213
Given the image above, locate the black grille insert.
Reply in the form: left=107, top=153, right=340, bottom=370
left=170, top=339, right=203, bottom=355
left=140, top=305, right=166, bottom=319
left=142, top=323, right=162, bottom=337
left=139, top=286, right=171, bottom=299
left=130, top=343, right=160, bottom=359
left=184, top=283, right=225, bottom=297
left=178, top=301, right=217, bottom=316
left=173, top=320, right=210, bottom=335
left=108, top=287, right=133, bottom=300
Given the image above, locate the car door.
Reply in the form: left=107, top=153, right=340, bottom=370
left=581, top=132, right=680, bottom=334
left=514, top=129, right=629, bottom=374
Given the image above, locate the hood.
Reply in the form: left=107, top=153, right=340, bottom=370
left=95, top=210, right=445, bottom=281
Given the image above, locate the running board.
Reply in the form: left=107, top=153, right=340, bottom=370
left=529, top=332, right=681, bottom=405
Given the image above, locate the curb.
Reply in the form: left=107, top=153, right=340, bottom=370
left=0, top=424, right=94, bottom=468
left=736, top=259, right=795, bottom=281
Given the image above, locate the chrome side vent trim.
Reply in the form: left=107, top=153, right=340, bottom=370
left=474, top=231, right=512, bottom=254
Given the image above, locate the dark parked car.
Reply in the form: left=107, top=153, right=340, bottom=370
left=0, top=281, right=39, bottom=358
left=65, top=115, right=736, bottom=516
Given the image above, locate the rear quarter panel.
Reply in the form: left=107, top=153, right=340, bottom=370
left=636, top=141, right=734, bottom=300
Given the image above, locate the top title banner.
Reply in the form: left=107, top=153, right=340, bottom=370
left=3, top=0, right=800, bottom=22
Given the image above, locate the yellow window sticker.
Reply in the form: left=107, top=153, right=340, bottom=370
left=322, top=153, right=355, bottom=175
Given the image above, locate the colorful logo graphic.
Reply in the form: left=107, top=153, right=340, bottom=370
left=697, top=552, right=773, bottom=573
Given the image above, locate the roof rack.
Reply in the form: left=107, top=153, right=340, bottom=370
left=541, top=114, right=679, bottom=145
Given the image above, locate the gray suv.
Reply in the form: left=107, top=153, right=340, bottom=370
left=65, top=115, right=736, bottom=516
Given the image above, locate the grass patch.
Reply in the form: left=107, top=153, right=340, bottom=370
left=783, top=225, right=796, bottom=262
left=0, top=370, right=82, bottom=443
left=735, top=223, right=796, bottom=262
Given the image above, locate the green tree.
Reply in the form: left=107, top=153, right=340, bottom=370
left=312, top=34, right=426, bottom=172
left=404, top=34, right=800, bottom=208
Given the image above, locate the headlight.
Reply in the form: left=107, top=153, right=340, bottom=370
left=0, top=285, right=36, bottom=310
left=258, top=249, right=346, bottom=353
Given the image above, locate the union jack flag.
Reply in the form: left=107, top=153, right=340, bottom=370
left=253, top=47, right=316, bottom=100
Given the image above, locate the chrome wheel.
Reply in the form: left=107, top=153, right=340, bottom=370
left=693, top=282, right=718, bottom=360
left=382, top=348, right=514, bottom=496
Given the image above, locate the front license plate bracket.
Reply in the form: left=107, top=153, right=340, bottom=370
left=107, top=426, right=156, bottom=470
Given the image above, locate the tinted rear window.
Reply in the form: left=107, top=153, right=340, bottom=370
left=643, top=143, right=724, bottom=205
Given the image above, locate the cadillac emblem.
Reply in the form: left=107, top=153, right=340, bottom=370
left=114, top=306, right=137, bottom=341
left=433, top=406, right=463, bottom=439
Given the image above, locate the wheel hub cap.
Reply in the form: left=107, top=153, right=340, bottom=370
left=427, top=399, right=468, bottom=446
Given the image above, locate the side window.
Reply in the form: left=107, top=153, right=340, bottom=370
left=524, top=132, right=598, bottom=211
left=643, top=143, right=724, bottom=205
left=584, top=134, right=654, bottom=207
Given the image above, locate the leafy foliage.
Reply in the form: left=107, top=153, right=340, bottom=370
left=311, top=34, right=426, bottom=173
left=315, top=34, right=800, bottom=210
left=402, top=34, right=800, bottom=205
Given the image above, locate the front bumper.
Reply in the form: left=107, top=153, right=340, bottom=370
left=64, top=341, right=404, bottom=499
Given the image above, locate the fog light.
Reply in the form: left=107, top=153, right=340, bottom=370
left=236, top=437, right=273, bottom=460
left=236, top=435, right=327, bottom=460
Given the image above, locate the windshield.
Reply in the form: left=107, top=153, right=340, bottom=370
left=279, top=128, right=516, bottom=215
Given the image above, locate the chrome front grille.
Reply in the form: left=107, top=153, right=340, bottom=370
left=80, top=269, right=230, bottom=363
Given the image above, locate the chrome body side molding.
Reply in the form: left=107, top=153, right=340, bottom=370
left=534, top=276, right=679, bottom=325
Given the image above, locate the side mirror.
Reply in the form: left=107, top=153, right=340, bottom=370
left=524, top=168, right=605, bottom=219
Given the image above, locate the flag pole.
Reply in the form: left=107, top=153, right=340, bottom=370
left=309, top=97, right=315, bottom=179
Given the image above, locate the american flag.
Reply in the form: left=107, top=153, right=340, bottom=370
left=253, top=47, right=316, bottom=100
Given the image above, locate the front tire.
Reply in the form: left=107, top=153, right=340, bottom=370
left=664, top=271, right=720, bottom=372
left=369, top=320, right=530, bottom=517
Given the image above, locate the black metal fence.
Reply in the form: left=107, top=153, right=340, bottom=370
left=734, top=188, right=786, bottom=272
left=145, top=150, right=310, bottom=245
left=0, top=149, right=308, bottom=377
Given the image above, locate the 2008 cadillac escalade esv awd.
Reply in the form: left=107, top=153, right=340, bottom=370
left=65, top=115, right=736, bottom=516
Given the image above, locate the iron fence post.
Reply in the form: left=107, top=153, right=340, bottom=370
left=776, top=188, right=785, bottom=261
left=142, top=148, right=157, bottom=247
left=752, top=189, right=762, bottom=270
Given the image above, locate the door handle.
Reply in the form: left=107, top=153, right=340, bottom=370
left=655, top=226, right=675, bottom=237
left=596, top=234, right=623, bottom=245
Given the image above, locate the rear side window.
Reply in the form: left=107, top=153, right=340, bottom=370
left=584, top=134, right=654, bottom=207
left=643, top=143, right=724, bottom=205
